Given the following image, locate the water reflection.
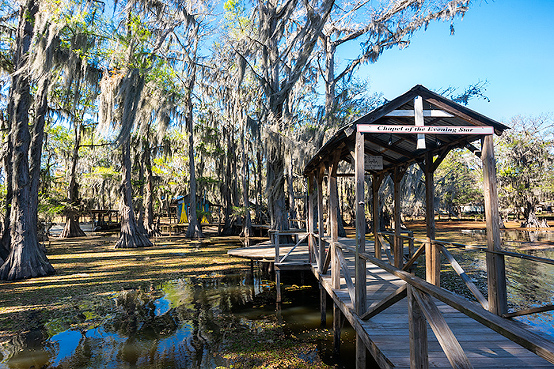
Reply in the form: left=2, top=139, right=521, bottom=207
left=448, top=228, right=554, bottom=339
left=0, top=269, right=359, bottom=369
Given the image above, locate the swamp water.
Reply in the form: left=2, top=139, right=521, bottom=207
left=0, top=269, right=366, bottom=369
left=446, top=228, right=554, bottom=338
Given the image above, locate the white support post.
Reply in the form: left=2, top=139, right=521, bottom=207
left=415, top=96, right=426, bottom=150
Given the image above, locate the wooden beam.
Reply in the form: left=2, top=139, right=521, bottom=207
left=363, top=143, right=403, bottom=165
left=372, top=174, right=384, bottom=260
left=336, top=247, right=355, bottom=302
left=482, top=135, right=508, bottom=316
left=364, top=135, right=414, bottom=158
left=322, top=242, right=332, bottom=274
left=317, top=167, right=325, bottom=272
left=379, top=234, right=394, bottom=265
left=320, top=277, right=327, bottom=327
left=356, top=335, right=367, bottom=369
left=329, top=151, right=341, bottom=289
left=430, top=148, right=450, bottom=172
left=426, top=97, right=503, bottom=135
left=355, top=130, right=367, bottom=315
left=402, top=242, right=426, bottom=272
left=308, top=175, right=316, bottom=264
left=333, top=303, right=342, bottom=356
left=275, top=231, right=281, bottom=303
left=408, top=285, right=429, bottom=369
left=503, top=304, right=554, bottom=319
left=415, top=96, right=425, bottom=149
left=393, top=167, right=406, bottom=269
left=385, top=109, right=454, bottom=118
left=424, top=151, right=439, bottom=286
left=439, top=244, right=489, bottom=310
left=361, top=284, right=407, bottom=320
left=465, top=143, right=481, bottom=158
left=411, top=288, right=474, bottom=369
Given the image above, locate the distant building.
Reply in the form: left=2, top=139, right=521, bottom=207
left=171, top=194, right=215, bottom=224
left=461, top=205, right=484, bottom=214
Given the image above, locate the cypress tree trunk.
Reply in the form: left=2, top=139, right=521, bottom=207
left=133, top=139, right=148, bottom=236
left=241, top=113, right=252, bottom=243
left=185, top=97, right=203, bottom=239
left=221, top=125, right=235, bottom=236
left=115, top=139, right=152, bottom=248
left=60, top=124, right=85, bottom=238
left=143, top=141, right=159, bottom=236
left=266, top=136, right=287, bottom=232
left=0, top=0, right=55, bottom=280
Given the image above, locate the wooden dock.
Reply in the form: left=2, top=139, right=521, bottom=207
left=229, top=234, right=554, bottom=368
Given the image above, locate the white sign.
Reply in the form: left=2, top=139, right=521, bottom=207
left=365, top=156, right=383, bottom=170
left=357, top=124, right=494, bottom=135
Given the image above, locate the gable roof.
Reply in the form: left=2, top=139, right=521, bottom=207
left=303, top=84, right=510, bottom=176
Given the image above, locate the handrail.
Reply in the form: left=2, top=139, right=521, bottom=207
left=438, top=244, right=489, bottom=310
left=279, top=233, right=308, bottom=263
left=377, top=231, right=554, bottom=266
left=337, top=241, right=554, bottom=365
left=376, top=230, right=554, bottom=318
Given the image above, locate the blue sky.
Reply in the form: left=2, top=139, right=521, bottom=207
left=343, top=0, right=554, bottom=124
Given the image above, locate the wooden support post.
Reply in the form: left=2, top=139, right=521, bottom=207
left=308, top=175, right=316, bottom=264
left=372, top=174, right=383, bottom=260
left=275, top=231, right=281, bottom=304
left=393, top=167, right=405, bottom=269
left=329, top=153, right=340, bottom=290
left=355, top=131, right=366, bottom=313
left=317, top=168, right=325, bottom=272
left=355, top=131, right=367, bottom=369
left=408, top=285, right=428, bottom=369
left=333, top=303, right=342, bottom=357
left=424, top=152, right=439, bottom=286
left=482, top=135, right=508, bottom=316
left=356, top=335, right=366, bottom=369
left=320, top=278, right=327, bottom=327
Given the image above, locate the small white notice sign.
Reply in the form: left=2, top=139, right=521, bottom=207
left=365, top=156, right=383, bottom=170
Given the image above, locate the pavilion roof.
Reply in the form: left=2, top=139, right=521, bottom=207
left=303, top=84, right=510, bottom=177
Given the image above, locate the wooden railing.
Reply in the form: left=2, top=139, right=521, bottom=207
left=312, top=230, right=554, bottom=367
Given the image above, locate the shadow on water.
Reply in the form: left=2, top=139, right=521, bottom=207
left=446, top=228, right=554, bottom=339
left=0, top=266, right=371, bottom=368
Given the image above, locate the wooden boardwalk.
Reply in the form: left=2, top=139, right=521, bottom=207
left=229, top=236, right=554, bottom=368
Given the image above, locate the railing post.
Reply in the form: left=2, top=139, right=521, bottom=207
left=408, top=231, right=414, bottom=258
left=274, top=230, right=281, bottom=304
left=408, top=285, right=429, bottom=369
left=482, top=135, right=508, bottom=316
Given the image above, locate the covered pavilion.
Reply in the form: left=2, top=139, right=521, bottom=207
left=301, top=84, right=551, bottom=368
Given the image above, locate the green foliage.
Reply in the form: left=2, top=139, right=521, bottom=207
left=232, top=206, right=248, bottom=217
left=496, top=115, right=554, bottom=219
left=223, top=0, right=251, bottom=33
left=435, top=149, right=483, bottom=215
